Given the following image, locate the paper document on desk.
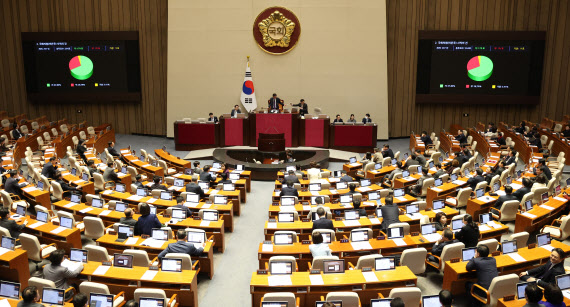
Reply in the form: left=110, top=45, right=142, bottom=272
left=540, top=205, right=555, bottom=211
left=328, top=178, right=340, bottom=183
left=0, top=248, right=10, bottom=256
left=396, top=196, right=408, bottom=202
left=121, top=150, right=129, bottom=153
left=343, top=220, right=361, bottom=227
left=423, top=233, right=442, bottom=242
left=407, top=213, right=422, bottom=220
left=362, top=271, right=379, bottom=282
left=329, top=189, right=338, bottom=194
left=349, top=163, right=361, bottom=167
left=507, top=253, right=526, bottom=262
left=146, top=198, right=158, bottom=204
left=478, top=225, right=491, bottom=232
left=477, top=196, right=494, bottom=202
left=64, top=202, right=77, bottom=208
left=262, top=244, right=273, bottom=252
left=28, top=222, right=45, bottom=229
left=369, top=218, right=381, bottom=225
left=522, top=212, right=537, bottom=218
left=363, top=202, right=375, bottom=207
left=268, top=275, right=292, bottom=286
left=185, top=202, right=198, bottom=208
left=127, top=195, right=143, bottom=201
left=140, top=238, right=166, bottom=248
left=311, top=192, right=320, bottom=196
left=201, top=204, right=211, bottom=209
left=351, top=241, right=373, bottom=250
left=125, top=237, right=139, bottom=245
left=495, top=190, right=506, bottom=196
left=302, top=205, right=311, bottom=211
left=452, top=180, right=467, bottom=185
left=61, top=259, right=82, bottom=272
left=79, top=208, right=93, bottom=214
left=22, top=187, right=37, bottom=193
left=93, top=265, right=111, bottom=275
left=102, top=190, right=113, bottom=195
left=510, top=183, right=522, bottom=189
left=563, top=290, right=570, bottom=300
left=554, top=197, right=567, bottom=202
left=200, top=221, right=211, bottom=227
left=541, top=244, right=554, bottom=252
left=358, top=187, right=372, bottom=192
left=51, top=227, right=67, bottom=234
left=267, top=223, right=277, bottom=229
left=0, top=299, right=10, bottom=307
left=393, top=238, right=407, bottom=246
left=309, top=275, right=324, bottom=285
left=487, top=221, right=502, bottom=229
left=274, top=191, right=281, bottom=197
left=73, top=180, right=85, bottom=184
left=140, top=270, right=158, bottom=281
left=99, top=210, right=111, bottom=216
left=431, top=187, right=442, bottom=192
left=209, top=190, right=219, bottom=195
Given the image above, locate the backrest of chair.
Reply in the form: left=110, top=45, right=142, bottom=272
left=127, top=166, right=138, bottom=181
left=510, top=232, right=529, bottom=249
left=28, top=277, right=56, bottom=295
left=355, top=254, right=383, bottom=270
left=477, top=239, right=499, bottom=253
left=86, top=245, right=110, bottom=262
left=84, top=217, right=105, bottom=238
left=311, top=256, right=340, bottom=271
left=19, top=233, right=41, bottom=261
left=412, top=201, right=427, bottom=211
left=0, top=227, right=10, bottom=237
left=1, top=190, right=13, bottom=208
left=499, top=200, right=520, bottom=221
left=388, top=223, right=410, bottom=236
left=400, top=248, right=428, bottom=275
left=388, top=287, right=422, bottom=307
left=123, top=250, right=150, bottom=267
left=50, top=181, right=64, bottom=200
left=408, top=165, right=419, bottom=174
left=488, top=274, right=519, bottom=307
left=520, top=192, right=534, bottom=207
left=363, top=162, right=375, bottom=172
left=559, top=216, right=570, bottom=239
left=475, top=181, right=488, bottom=191
left=93, top=173, right=105, bottom=190
left=262, top=293, right=296, bottom=307
left=489, top=175, right=500, bottom=190
left=87, top=126, right=95, bottom=135
left=57, top=210, right=75, bottom=224
left=134, top=289, right=167, bottom=303
left=311, top=229, right=335, bottom=241
left=421, top=178, right=435, bottom=195
left=533, top=187, right=549, bottom=203
left=547, top=178, right=557, bottom=195
left=325, top=292, right=360, bottom=307
left=79, top=281, right=110, bottom=296
left=165, top=253, right=192, bottom=270
left=440, top=242, right=465, bottom=271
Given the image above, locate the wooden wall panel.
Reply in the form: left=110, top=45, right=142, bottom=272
left=0, top=0, right=167, bottom=135
left=387, top=0, right=570, bottom=137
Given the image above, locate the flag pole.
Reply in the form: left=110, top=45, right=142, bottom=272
left=247, top=56, right=250, bottom=67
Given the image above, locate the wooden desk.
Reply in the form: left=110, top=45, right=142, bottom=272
left=96, top=234, right=215, bottom=279
left=59, top=170, right=95, bottom=196
left=538, top=129, right=570, bottom=165
left=469, top=128, right=500, bottom=156
left=3, top=298, right=73, bottom=307
left=343, top=162, right=363, bottom=178
left=20, top=183, right=51, bottom=211
left=174, top=121, right=219, bottom=151
left=426, top=181, right=467, bottom=207
left=54, top=127, right=87, bottom=159
left=250, top=267, right=416, bottom=307
left=498, top=296, right=570, bottom=307
left=0, top=249, right=30, bottom=288
left=154, top=149, right=191, bottom=172
left=409, top=134, right=425, bottom=152
left=443, top=240, right=570, bottom=294
left=120, top=149, right=164, bottom=179
left=439, top=132, right=461, bottom=154
left=79, top=261, right=198, bottom=307
left=271, top=184, right=397, bottom=203
left=498, top=123, right=535, bottom=164
left=365, top=166, right=396, bottom=183
left=514, top=194, right=569, bottom=233
left=22, top=216, right=82, bottom=252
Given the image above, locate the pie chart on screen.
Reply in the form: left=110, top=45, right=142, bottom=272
left=467, top=55, right=493, bottom=81
left=69, top=55, right=94, bottom=80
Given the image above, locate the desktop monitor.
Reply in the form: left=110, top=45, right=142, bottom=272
left=278, top=212, right=294, bottom=223
left=0, top=281, right=20, bottom=299
left=60, top=216, right=73, bottom=229
left=422, top=295, right=443, bottom=307
left=368, top=191, right=379, bottom=201
left=121, top=166, right=128, bottom=174
left=214, top=195, right=227, bottom=205
left=375, top=163, right=382, bottom=170
left=320, top=232, right=332, bottom=244
left=493, top=182, right=500, bottom=192
left=69, top=248, right=88, bottom=263
left=309, top=183, right=321, bottom=191
left=229, top=173, right=240, bottom=181
left=462, top=248, right=476, bottom=261
left=89, top=293, right=114, bottom=307
left=139, top=297, right=165, bottom=307
left=223, top=183, right=235, bottom=191
left=42, top=288, right=65, bottom=306
left=113, top=254, right=134, bottom=268
left=82, top=173, right=89, bottom=182
left=360, top=179, right=371, bottom=187
left=323, top=259, right=345, bottom=274
left=286, top=166, right=296, bottom=172
left=117, top=225, right=134, bottom=238
left=451, top=219, right=464, bottom=231
left=236, top=165, right=245, bottom=171
left=280, top=196, right=295, bottom=206
left=536, top=233, right=551, bottom=247
left=450, top=173, right=458, bottom=182
left=1, top=236, right=15, bottom=251
left=136, top=188, right=147, bottom=197
left=555, top=185, right=561, bottom=195
left=391, top=159, right=397, bottom=166
left=433, top=200, right=445, bottom=210
left=475, top=188, right=484, bottom=198
left=202, top=210, right=219, bottom=221
left=161, top=258, right=182, bottom=272
left=556, top=274, right=570, bottom=290
left=262, top=302, right=288, bottom=307
left=187, top=231, right=206, bottom=244
left=429, top=161, right=434, bottom=169
left=524, top=200, right=533, bottom=212
left=434, top=178, right=443, bottom=187
left=71, top=168, right=77, bottom=176
left=474, top=163, right=480, bottom=169
left=344, top=210, right=358, bottom=220
left=375, top=257, right=395, bottom=271
left=274, top=233, right=294, bottom=245
left=213, top=162, right=221, bottom=169
left=316, top=302, right=342, bottom=307
left=421, top=223, right=436, bottom=235
left=479, top=213, right=491, bottom=224
left=502, top=240, right=517, bottom=254
left=70, top=193, right=81, bottom=204
left=351, top=229, right=369, bottom=242
left=151, top=229, right=169, bottom=241
left=150, top=160, right=158, bottom=167
left=115, top=202, right=127, bottom=212
left=15, top=204, right=26, bottom=216
left=198, top=181, right=210, bottom=190
left=402, top=170, right=410, bottom=178
left=333, top=170, right=342, bottom=177
left=115, top=183, right=126, bottom=193
left=439, top=157, right=444, bottom=163
left=37, top=180, right=45, bottom=190
left=464, top=169, right=470, bottom=177
left=394, top=188, right=405, bottom=197
left=269, top=261, right=292, bottom=275
left=349, top=157, right=357, bottom=164
left=336, top=182, right=348, bottom=190
left=186, top=193, right=199, bottom=203
left=541, top=192, right=549, bottom=203
left=370, top=299, right=392, bottom=307
left=517, top=281, right=536, bottom=300
left=406, top=204, right=419, bottom=214
left=418, top=166, right=423, bottom=173
left=160, top=191, right=172, bottom=201
left=404, top=153, right=409, bottom=160
left=506, top=176, right=512, bottom=185
left=171, top=208, right=187, bottom=219
left=340, top=194, right=353, bottom=204
left=567, top=178, right=570, bottom=187
left=387, top=227, right=404, bottom=239
left=184, top=168, right=193, bottom=175
left=149, top=206, right=157, bottom=215
left=375, top=208, right=382, bottom=218
left=92, top=198, right=104, bottom=208
left=36, top=210, right=48, bottom=223
left=173, top=178, right=184, bottom=187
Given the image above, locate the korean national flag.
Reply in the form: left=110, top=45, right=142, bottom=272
left=240, top=61, right=257, bottom=112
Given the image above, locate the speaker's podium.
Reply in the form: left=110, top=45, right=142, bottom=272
left=257, top=133, right=285, bottom=152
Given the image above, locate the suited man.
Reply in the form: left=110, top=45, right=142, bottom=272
left=207, top=112, right=218, bottom=123
left=404, top=154, right=421, bottom=169
left=11, top=123, right=22, bottom=141
left=380, top=196, right=400, bottom=231
left=312, top=207, right=334, bottom=231
left=185, top=176, right=205, bottom=198
left=149, top=176, right=168, bottom=191
left=43, top=249, right=83, bottom=291
left=466, top=245, right=498, bottom=304
left=41, top=157, right=58, bottom=180
left=230, top=105, right=241, bottom=117
left=411, top=168, right=432, bottom=196
left=493, top=186, right=518, bottom=209
left=520, top=248, right=565, bottom=288
left=455, top=130, right=467, bottom=144
left=362, top=113, right=372, bottom=124
left=333, top=114, right=344, bottom=123
left=467, top=168, right=485, bottom=190
left=54, top=172, right=81, bottom=196
left=382, top=144, right=394, bottom=159
left=107, top=141, right=120, bottom=157
left=268, top=93, right=283, bottom=111
left=485, top=161, right=505, bottom=184
left=428, top=229, right=457, bottom=262
left=291, top=99, right=308, bottom=116
left=339, top=170, right=353, bottom=183
left=415, top=149, right=427, bottom=167
left=281, top=170, right=300, bottom=184
left=420, top=131, right=433, bottom=146
left=0, top=208, right=27, bottom=238
left=5, top=170, right=26, bottom=198
left=433, top=164, right=446, bottom=179
left=199, top=165, right=216, bottom=187
left=533, top=160, right=552, bottom=181
left=496, top=132, right=506, bottom=146
left=158, top=230, right=205, bottom=259
left=103, top=162, right=120, bottom=183
left=504, top=150, right=517, bottom=166
left=119, top=208, right=138, bottom=227
left=513, top=178, right=533, bottom=201
left=172, top=196, right=193, bottom=218
left=281, top=180, right=299, bottom=197
left=133, top=174, right=144, bottom=189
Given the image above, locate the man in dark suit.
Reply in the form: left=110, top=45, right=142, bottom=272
left=172, top=196, right=193, bottom=218
left=199, top=165, right=217, bottom=187
left=339, top=170, right=353, bottom=183
left=119, top=208, right=137, bottom=227
left=504, top=151, right=517, bottom=166
left=420, top=131, right=433, bottom=146
left=41, top=157, right=58, bottom=180
left=467, top=168, right=485, bottom=190
left=5, top=170, right=26, bottom=198
left=103, top=162, right=120, bottom=183
left=230, top=105, right=242, bottom=117
left=149, top=176, right=168, bottom=191
left=291, top=99, right=308, bottom=116
left=493, top=186, right=518, bottom=209
left=11, top=123, right=22, bottom=141
left=455, top=130, right=467, bottom=144
left=466, top=245, right=498, bottom=305
left=158, top=230, right=205, bottom=259
left=433, top=164, right=446, bottom=179
left=133, top=174, right=144, bottom=189
left=380, top=196, right=400, bottom=231
left=513, top=178, right=533, bottom=201
left=428, top=229, right=456, bottom=262
left=55, top=172, right=81, bottom=196
left=381, top=144, right=394, bottom=159
left=312, top=207, right=334, bottom=230
left=268, top=93, right=283, bottom=111
left=107, top=141, right=120, bottom=157
left=415, top=149, right=427, bottom=167
left=333, top=114, right=343, bottom=123
left=281, top=170, right=300, bottom=184
left=0, top=207, right=27, bottom=238
left=281, top=181, right=299, bottom=197
left=185, top=176, right=205, bottom=198
left=362, top=113, right=372, bottom=124
left=485, top=161, right=505, bottom=184
left=533, top=160, right=552, bottom=181
left=520, top=248, right=565, bottom=288
left=404, top=154, right=421, bottom=169
left=496, top=132, right=506, bottom=146
left=207, top=112, right=218, bottom=123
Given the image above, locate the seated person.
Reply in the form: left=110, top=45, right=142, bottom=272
left=309, top=232, right=332, bottom=257
left=172, top=196, right=193, bottom=218
left=333, top=114, right=343, bottom=123
left=562, top=125, right=570, bottom=138
left=467, top=168, right=485, bottom=190
left=513, top=178, right=533, bottom=201
left=281, top=170, right=300, bottom=184
left=73, top=293, right=88, bottom=307
left=124, top=300, right=138, bottom=307
left=158, top=229, right=205, bottom=259
left=504, top=150, right=517, bottom=166
left=41, top=157, right=58, bottom=179
left=4, top=170, right=26, bottom=198
left=133, top=174, right=144, bottom=189
left=496, top=132, right=507, bottom=146
left=353, top=199, right=367, bottom=217
left=456, top=214, right=480, bottom=248
left=428, top=229, right=456, bottom=262
left=455, top=130, right=467, bottom=144
left=219, top=172, right=232, bottom=184
left=446, top=160, right=459, bottom=175
left=0, top=207, right=27, bottom=238
left=267, top=93, right=283, bottom=111
left=433, top=163, right=445, bottom=179
left=43, top=249, right=84, bottom=294
left=207, top=112, right=218, bottom=123
left=381, top=144, right=394, bottom=159
left=380, top=196, right=400, bottom=232
left=307, top=161, right=321, bottom=182
left=534, top=160, right=552, bottom=180
left=522, top=284, right=546, bottom=307
left=439, top=290, right=453, bottom=307
left=17, top=286, right=43, bottom=307
left=193, top=161, right=202, bottom=174
left=230, top=105, right=241, bottom=117
left=107, top=141, right=120, bottom=157
left=410, top=167, right=432, bottom=196
left=486, top=122, right=497, bottom=134
left=76, top=140, right=88, bottom=163
left=420, top=130, right=433, bottom=146
left=531, top=174, right=548, bottom=192
left=312, top=206, right=334, bottom=230
left=434, top=212, right=448, bottom=231
left=385, top=162, right=404, bottom=185
left=540, top=284, right=565, bottom=307
left=466, top=245, right=498, bottom=305
left=345, top=183, right=357, bottom=195
left=390, top=298, right=405, bottom=307
left=347, top=114, right=356, bottom=123
left=149, top=176, right=167, bottom=191
left=404, top=154, right=420, bottom=169
left=362, top=113, right=372, bottom=124
left=520, top=248, right=565, bottom=288
left=493, top=186, right=517, bottom=209
left=286, top=153, right=294, bottom=163
left=87, top=160, right=99, bottom=178
left=199, top=165, right=217, bottom=187
left=103, top=162, right=120, bottom=183
left=185, top=176, right=205, bottom=198
left=415, top=149, right=427, bottom=166
left=339, top=170, right=353, bottom=183
left=281, top=180, right=299, bottom=197
left=134, top=203, right=163, bottom=236
left=119, top=208, right=138, bottom=227
left=485, top=161, right=505, bottom=183
left=55, top=172, right=82, bottom=197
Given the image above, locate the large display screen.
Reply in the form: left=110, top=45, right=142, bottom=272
left=21, top=32, right=141, bottom=102
left=416, top=31, right=545, bottom=104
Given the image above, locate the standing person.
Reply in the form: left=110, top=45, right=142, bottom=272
left=267, top=93, right=283, bottom=111
left=455, top=214, right=480, bottom=248
left=290, top=99, right=308, bottom=116
left=134, top=203, right=163, bottom=236
left=362, top=113, right=372, bottom=124
left=207, top=112, right=218, bottom=123
left=380, top=196, right=400, bottom=232
left=230, top=105, right=241, bottom=117
left=466, top=245, right=498, bottom=306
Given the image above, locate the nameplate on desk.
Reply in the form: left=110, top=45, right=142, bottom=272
left=528, top=243, right=537, bottom=249
left=141, top=234, right=149, bottom=239
left=302, top=240, right=311, bottom=245
left=340, top=239, right=349, bottom=243
left=411, top=232, right=419, bottom=237
left=108, top=230, right=117, bottom=235
left=450, top=258, right=460, bottom=263
left=268, top=218, right=276, bottom=223
left=425, top=208, right=432, bottom=211
left=272, top=203, right=279, bottom=206
left=302, top=218, right=310, bottom=223
left=163, top=214, right=171, bottom=218
left=257, top=269, right=268, bottom=275
left=335, top=217, right=343, bottom=221
left=193, top=217, right=201, bottom=220
left=503, top=295, right=515, bottom=301
left=52, top=221, right=60, bottom=226
left=310, top=269, right=321, bottom=274
left=263, top=240, right=272, bottom=245
left=377, top=235, right=385, bottom=240
left=361, top=267, right=373, bottom=272
left=149, top=266, right=159, bottom=271
left=491, top=251, right=501, bottom=257
left=102, top=261, right=112, bottom=266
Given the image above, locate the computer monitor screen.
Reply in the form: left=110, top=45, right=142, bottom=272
left=0, top=281, right=20, bottom=299
left=462, top=248, right=476, bottom=261
left=557, top=274, right=570, bottom=290
left=202, top=211, right=218, bottom=221
left=375, top=257, right=395, bottom=271
left=541, top=192, right=549, bottom=203
left=375, top=163, right=382, bottom=170
left=450, top=173, right=458, bottom=181
left=506, top=176, right=512, bottom=185
left=502, top=240, right=517, bottom=254
left=376, top=208, right=382, bottom=217
left=161, top=258, right=182, bottom=272
left=433, top=200, right=445, bottom=210
left=474, top=163, right=480, bottom=169
left=524, top=200, right=533, bottom=211
left=402, top=170, right=410, bottom=178
left=274, top=234, right=293, bottom=245
left=360, top=179, right=371, bottom=187
left=70, top=193, right=81, bottom=204
left=475, top=188, right=484, bottom=198
left=336, top=182, right=348, bottom=190
left=173, top=178, right=184, bottom=187
left=421, top=223, right=436, bottom=235
left=171, top=209, right=187, bottom=219
left=15, top=204, right=26, bottom=216
left=115, top=183, right=125, bottom=193
left=351, top=230, right=369, bottom=242
left=37, top=181, right=45, bottom=190
left=261, top=302, right=288, bottom=307
left=91, top=198, right=104, bottom=208
left=160, top=191, right=172, bottom=201
left=89, top=293, right=114, bottom=307
left=368, top=192, right=379, bottom=201
left=113, top=254, right=133, bottom=268
left=151, top=229, right=168, bottom=241
left=223, top=183, right=235, bottom=191
left=236, top=165, right=245, bottom=171
left=555, top=185, right=561, bottom=195
left=435, top=178, right=443, bottom=187
left=394, top=188, right=404, bottom=197
left=429, top=161, right=434, bottom=169
left=36, top=210, right=48, bottom=223
left=321, top=233, right=332, bottom=244
left=70, top=248, right=88, bottom=263
left=184, top=168, right=193, bottom=175
left=213, top=195, right=227, bottom=205
left=280, top=197, right=295, bottom=206
left=82, top=173, right=89, bottom=181
left=323, top=259, right=345, bottom=274
left=406, top=204, right=419, bottom=214
left=60, top=216, right=73, bottom=229
left=464, top=169, right=470, bottom=177
left=404, top=153, right=409, bottom=160
left=213, top=162, right=221, bottom=169
left=229, top=173, right=240, bottom=180
left=1, top=236, right=15, bottom=250
left=114, top=202, right=127, bottom=212
left=150, top=206, right=157, bottom=215
left=340, top=194, right=353, bottom=204
left=388, top=227, right=404, bottom=239
left=278, top=212, right=294, bottom=223
left=391, top=159, right=397, bottom=165
left=136, top=188, right=147, bottom=197
left=344, top=210, right=358, bottom=220
left=370, top=299, right=392, bottom=307
left=479, top=213, right=491, bottom=224
left=139, top=297, right=165, bottom=307
left=451, top=219, right=463, bottom=231
left=269, top=261, right=292, bottom=275
left=286, top=166, right=296, bottom=172
left=42, top=288, right=64, bottom=306
left=316, top=302, right=342, bottom=307
left=422, top=295, right=442, bottom=307
left=121, top=166, right=127, bottom=174
left=186, top=193, right=199, bottom=203
left=198, top=182, right=210, bottom=190
left=536, top=233, right=551, bottom=247
left=349, top=157, right=357, bottom=163
left=517, top=281, right=536, bottom=300
left=71, top=168, right=77, bottom=176
left=187, top=231, right=206, bottom=244
left=118, top=226, right=134, bottom=238
left=309, top=183, right=321, bottom=191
